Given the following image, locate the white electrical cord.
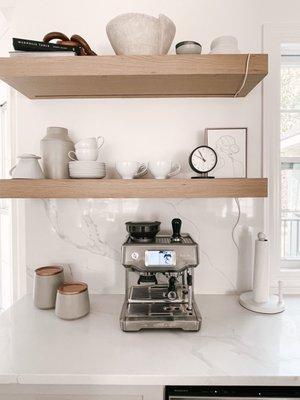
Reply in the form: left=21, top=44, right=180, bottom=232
left=234, top=53, right=251, bottom=97
left=232, top=197, right=241, bottom=251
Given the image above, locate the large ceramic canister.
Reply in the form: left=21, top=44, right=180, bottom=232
left=41, top=127, right=74, bottom=178
left=33, top=266, right=64, bottom=309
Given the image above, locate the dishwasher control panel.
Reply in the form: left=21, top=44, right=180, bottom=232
left=165, top=386, right=300, bottom=400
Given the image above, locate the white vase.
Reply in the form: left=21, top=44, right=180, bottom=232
left=106, top=13, right=176, bottom=55
left=41, top=127, right=74, bottom=179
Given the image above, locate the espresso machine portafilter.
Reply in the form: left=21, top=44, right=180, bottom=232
left=120, top=218, right=201, bottom=332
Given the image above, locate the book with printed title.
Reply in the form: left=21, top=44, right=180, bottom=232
left=13, top=38, right=81, bottom=55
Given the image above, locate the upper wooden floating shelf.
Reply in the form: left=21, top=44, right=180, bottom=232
left=0, top=54, right=268, bottom=99
left=0, top=178, right=268, bottom=199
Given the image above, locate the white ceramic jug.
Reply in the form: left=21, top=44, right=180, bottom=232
left=10, top=154, right=44, bottom=179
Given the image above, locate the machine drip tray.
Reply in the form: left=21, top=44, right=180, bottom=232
left=128, top=302, right=190, bottom=317
left=120, top=300, right=202, bottom=331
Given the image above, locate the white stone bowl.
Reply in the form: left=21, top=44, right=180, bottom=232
left=106, top=13, right=176, bottom=55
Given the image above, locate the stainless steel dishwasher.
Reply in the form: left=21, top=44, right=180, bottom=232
left=165, top=386, right=300, bottom=400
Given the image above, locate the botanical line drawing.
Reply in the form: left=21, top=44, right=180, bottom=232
left=214, top=135, right=244, bottom=177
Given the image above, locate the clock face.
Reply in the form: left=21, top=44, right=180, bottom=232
left=189, top=146, right=218, bottom=174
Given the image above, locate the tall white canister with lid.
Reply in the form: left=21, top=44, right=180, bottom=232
left=41, top=127, right=74, bottom=179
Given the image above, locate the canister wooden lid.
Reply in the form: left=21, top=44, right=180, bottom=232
left=58, top=282, right=88, bottom=295
left=35, top=266, right=63, bottom=276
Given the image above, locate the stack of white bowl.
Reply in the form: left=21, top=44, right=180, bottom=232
left=68, top=136, right=106, bottom=179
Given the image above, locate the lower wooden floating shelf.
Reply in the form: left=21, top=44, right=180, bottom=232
left=0, top=178, right=268, bottom=198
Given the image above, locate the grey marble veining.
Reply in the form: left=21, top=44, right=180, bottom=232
left=26, top=198, right=263, bottom=294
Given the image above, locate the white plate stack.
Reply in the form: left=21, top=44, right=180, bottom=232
left=69, top=161, right=106, bottom=179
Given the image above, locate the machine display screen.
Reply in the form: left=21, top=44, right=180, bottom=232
left=145, top=250, right=176, bottom=266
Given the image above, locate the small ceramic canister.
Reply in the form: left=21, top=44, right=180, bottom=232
left=33, top=266, right=64, bottom=309
left=55, top=282, right=90, bottom=320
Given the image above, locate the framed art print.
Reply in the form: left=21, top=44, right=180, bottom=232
left=204, top=127, right=248, bottom=178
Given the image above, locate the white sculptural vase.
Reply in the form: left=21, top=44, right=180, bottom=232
left=106, top=13, right=176, bottom=55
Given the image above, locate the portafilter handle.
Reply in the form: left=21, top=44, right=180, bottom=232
left=172, top=218, right=182, bottom=242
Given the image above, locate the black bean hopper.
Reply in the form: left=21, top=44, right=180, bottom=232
left=120, top=219, right=201, bottom=331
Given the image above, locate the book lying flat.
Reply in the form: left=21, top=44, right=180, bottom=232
left=9, top=51, right=77, bottom=57
left=13, top=38, right=81, bottom=54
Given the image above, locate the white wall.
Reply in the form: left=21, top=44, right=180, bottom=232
left=4, top=0, right=300, bottom=294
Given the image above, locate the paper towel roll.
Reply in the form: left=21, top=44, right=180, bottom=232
left=253, top=233, right=270, bottom=303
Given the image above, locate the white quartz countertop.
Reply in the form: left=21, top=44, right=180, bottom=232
left=1, top=294, right=300, bottom=386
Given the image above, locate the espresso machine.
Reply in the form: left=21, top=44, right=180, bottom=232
left=120, top=218, right=201, bottom=332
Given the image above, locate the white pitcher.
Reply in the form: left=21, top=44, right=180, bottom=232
left=9, top=154, right=44, bottom=179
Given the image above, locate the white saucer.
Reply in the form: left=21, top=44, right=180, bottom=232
left=69, top=168, right=106, bottom=173
left=69, top=161, right=105, bottom=165
left=70, top=173, right=106, bottom=179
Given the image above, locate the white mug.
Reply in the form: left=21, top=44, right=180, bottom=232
left=148, top=160, right=181, bottom=179
left=75, top=136, right=104, bottom=150
left=116, top=161, right=147, bottom=179
left=68, top=148, right=99, bottom=161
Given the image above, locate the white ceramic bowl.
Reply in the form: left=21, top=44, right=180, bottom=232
left=106, top=13, right=176, bottom=55
left=210, top=35, right=240, bottom=54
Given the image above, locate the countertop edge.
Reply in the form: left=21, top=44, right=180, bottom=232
left=5, top=374, right=300, bottom=386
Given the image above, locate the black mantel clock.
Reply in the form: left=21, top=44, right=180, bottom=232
left=189, top=145, right=218, bottom=179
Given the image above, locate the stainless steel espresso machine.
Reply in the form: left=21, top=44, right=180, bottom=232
left=120, top=219, right=201, bottom=332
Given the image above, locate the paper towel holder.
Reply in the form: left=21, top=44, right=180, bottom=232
left=239, top=281, right=285, bottom=314
left=239, top=232, right=285, bottom=314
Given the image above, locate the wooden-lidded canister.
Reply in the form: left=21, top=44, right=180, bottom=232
left=35, top=266, right=63, bottom=276
left=33, top=266, right=64, bottom=310
left=55, top=282, right=90, bottom=320
left=58, top=282, right=88, bottom=295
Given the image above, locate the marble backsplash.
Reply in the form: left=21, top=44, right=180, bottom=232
left=25, top=197, right=263, bottom=294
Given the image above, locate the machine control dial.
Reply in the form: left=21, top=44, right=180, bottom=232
left=131, top=252, right=139, bottom=260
